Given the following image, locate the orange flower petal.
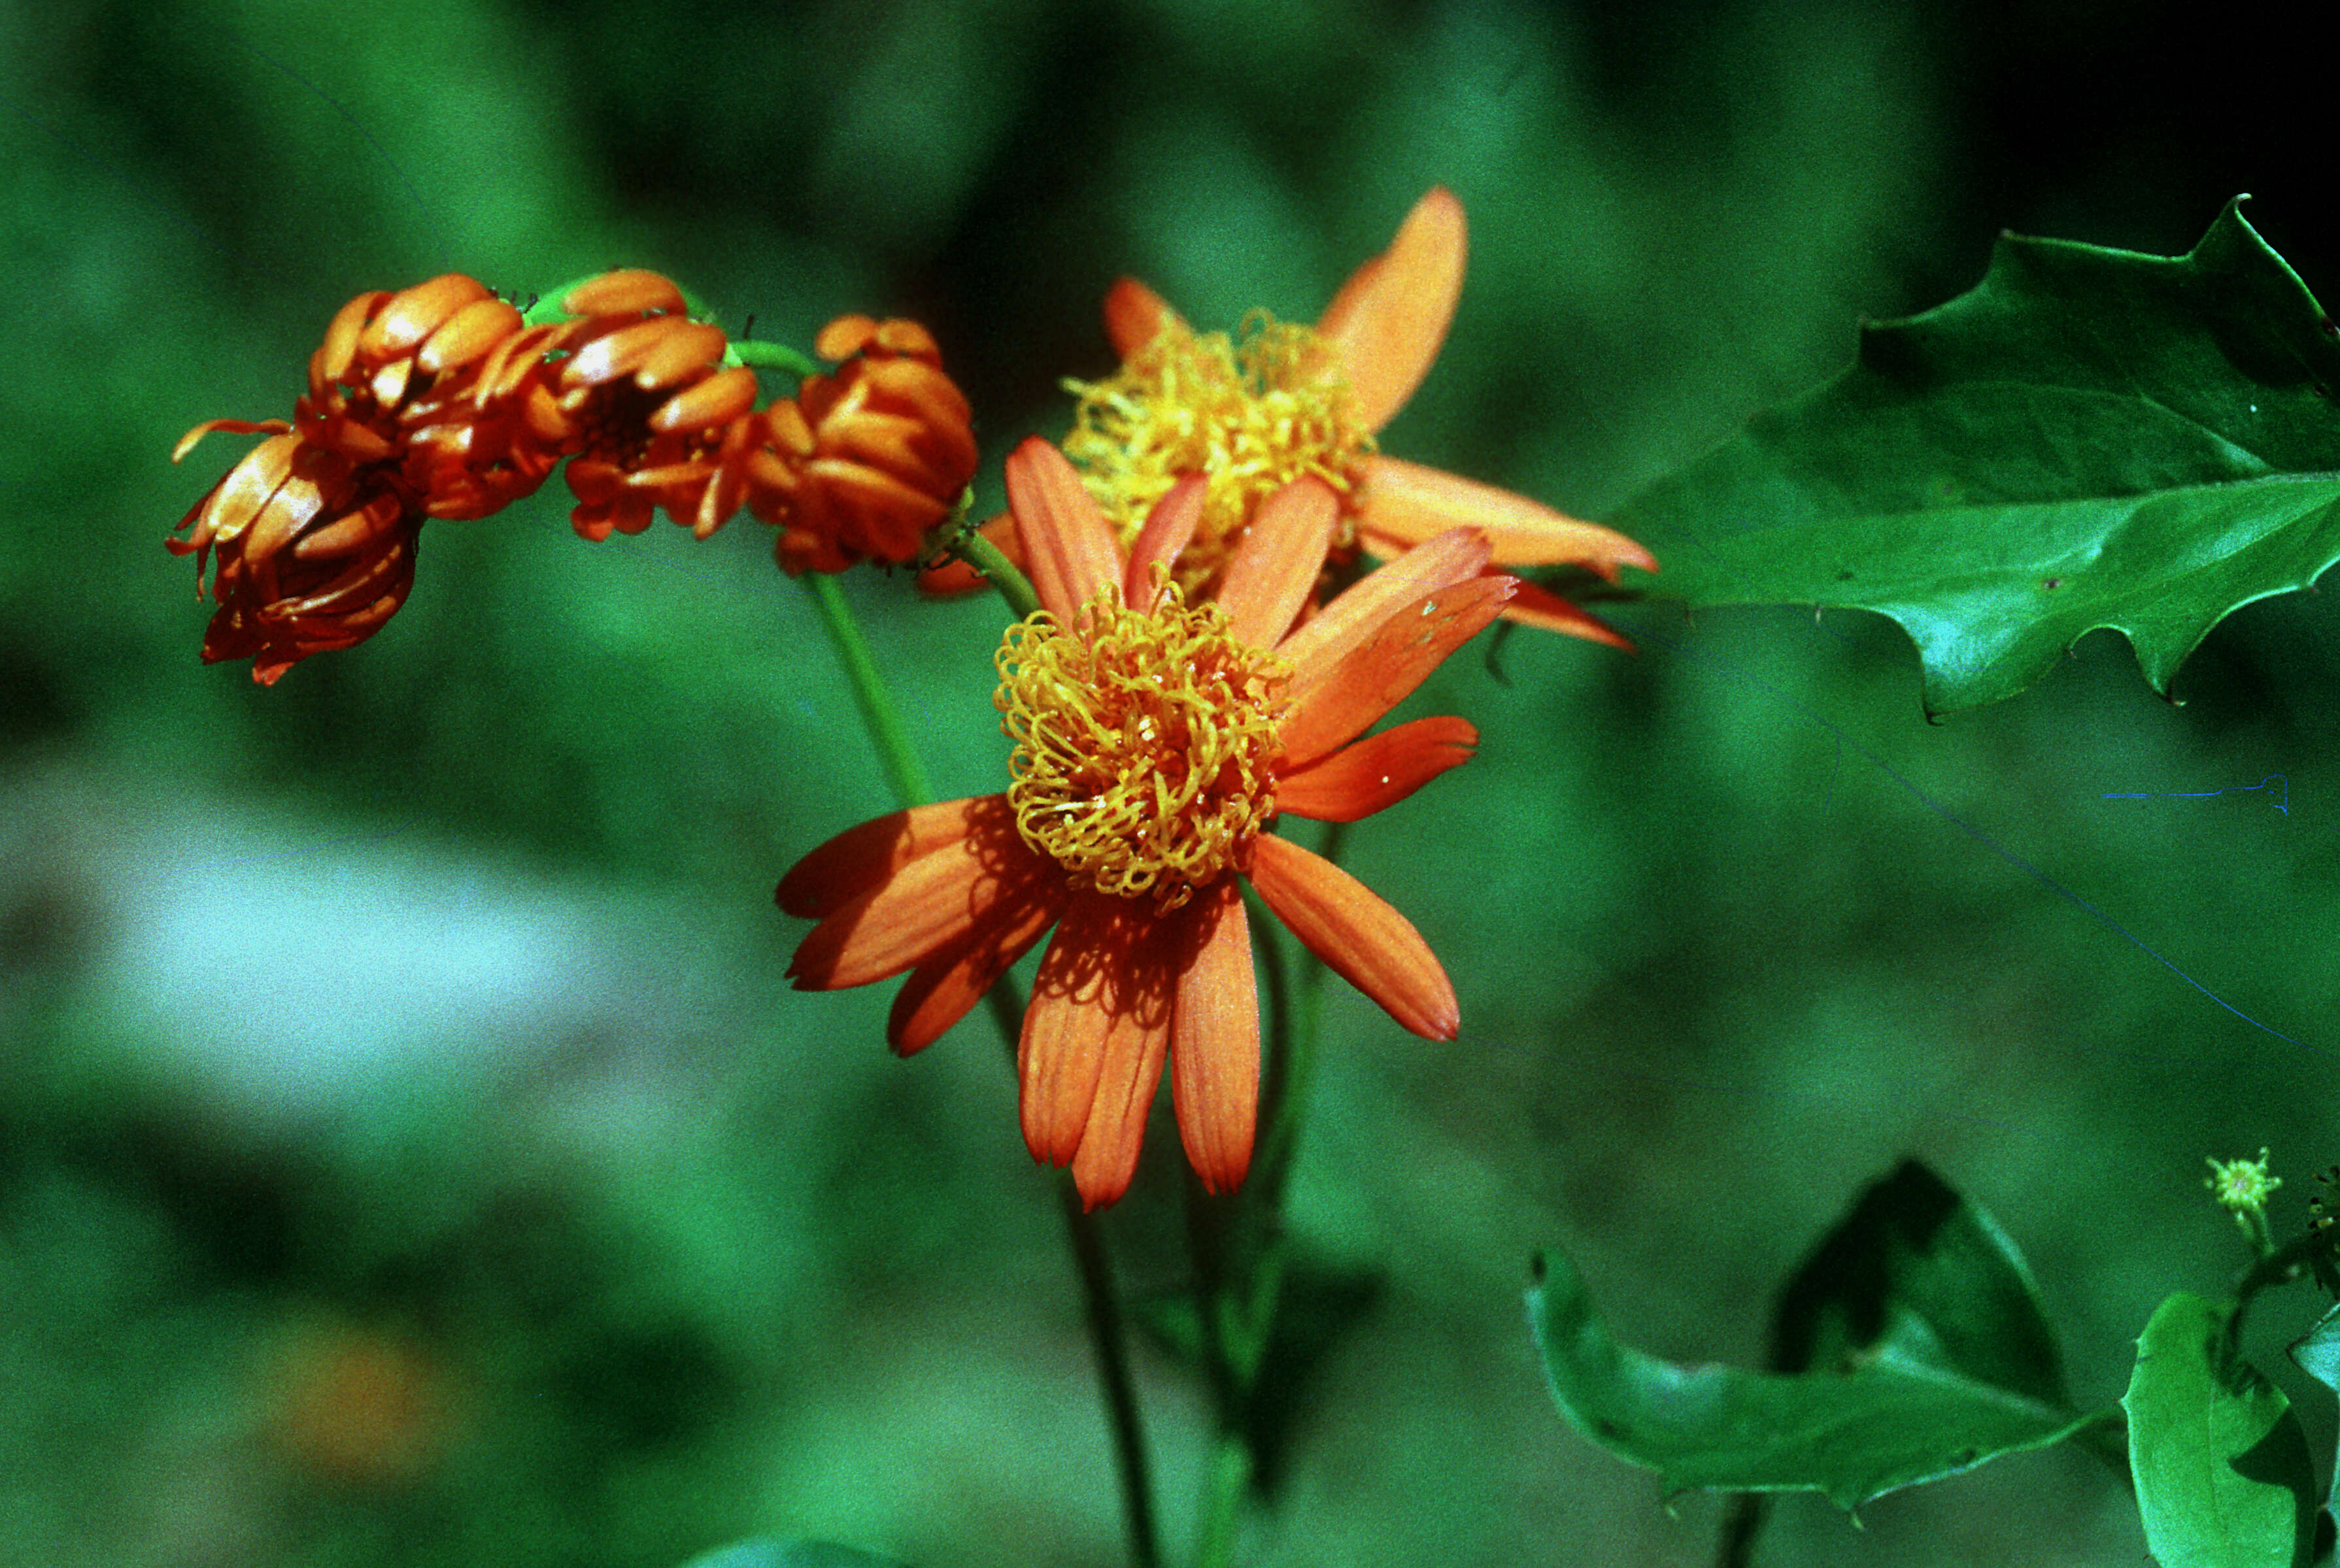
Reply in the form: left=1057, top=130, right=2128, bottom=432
left=1019, top=894, right=1139, bottom=1169
left=1247, top=835, right=1458, bottom=1041
left=1314, top=186, right=1466, bottom=433
left=1499, top=579, right=1637, bottom=650
left=1278, top=575, right=1516, bottom=767
left=651, top=366, right=757, bottom=433
left=361, top=274, right=488, bottom=361
left=1355, top=456, right=1658, bottom=575
left=1004, top=437, right=1124, bottom=622
left=1214, top=475, right=1340, bottom=650
left=814, top=314, right=880, bottom=359
left=1102, top=277, right=1184, bottom=359
left=777, top=795, right=1004, bottom=919
left=172, top=418, right=293, bottom=463
left=788, top=823, right=1040, bottom=991
left=887, top=875, right=1065, bottom=1056
left=1274, top=526, right=1491, bottom=682
left=416, top=297, right=524, bottom=375
left=1170, top=882, right=1257, bottom=1197
left=1124, top=473, right=1207, bottom=605
left=636, top=321, right=729, bottom=389
left=1274, top=715, right=1478, bottom=822
left=1066, top=927, right=1180, bottom=1210
left=315, top=291, right=388, bottom=389
left=561, top=269, right=685, bottom=316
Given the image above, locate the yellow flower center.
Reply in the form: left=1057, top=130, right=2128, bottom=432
left=1062, top=312, right=1372, bottom=594
left=995, top=580, right=1290, bottom=910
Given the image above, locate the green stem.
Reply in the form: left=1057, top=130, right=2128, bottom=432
left=1195, top=1433, right=1251, bottom=1568
left=954, top=527, right=1042, bottom=621
left=984, top=985, right=1163, bottom=1568
left=730, top=338, right=819, bottom=378
left=799, top=553, right=1154, bottom=1566
left=801, top=571, right=933, bottom=810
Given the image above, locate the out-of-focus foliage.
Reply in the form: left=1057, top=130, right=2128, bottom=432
left=3, top=1, right=2334, bottom=1565
left=1613, top=201, right=2340, bottom=716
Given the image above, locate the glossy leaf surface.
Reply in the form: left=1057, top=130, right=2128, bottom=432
left=1608, top=201, right=2340, bottom=715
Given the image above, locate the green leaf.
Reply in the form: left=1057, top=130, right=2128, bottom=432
left=1768, top=1161, right=2069, bottom=1407
left=679, top=1543, right=911, bottom=1568
left=2126, top=1292, right=2316, bottom=1568
left=1527, top=1163, right=2103, bottom=1510
left=1527, top=1246, right=2100, bottom=1509
left=2288, top=1305, right=2340, bottom=1559
left=1608, top=199, right=2340, bottom=716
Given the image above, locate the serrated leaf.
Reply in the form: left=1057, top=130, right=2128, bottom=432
left=1607, top=199, right=2340, bottom=716
left=2126, top=1292, right=2316, bottom=1568
left=1769, top=1161, right=2070, bottom=1409
left=678, top=1543, right=911, bottom=1568
left=1527, top=1246, right=2101, bottom=1509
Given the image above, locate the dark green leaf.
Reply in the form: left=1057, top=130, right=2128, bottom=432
left=1769, top=1160, right=2069, bottom=1409
left=2288, top=1305, right=2340, bottom=1561
left=2288, top=1303, right=2340, bottom=1395
left=2126, top=1292, right=2316, bottom=1568
left=1607, top=199, right=2340, bottom=716
left=1527, top=1246, right=2102, bottom=1509
left=679, top=1543, right=911, bottom=1568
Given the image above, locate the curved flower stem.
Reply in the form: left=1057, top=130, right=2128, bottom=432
left=800, top=571, right=933, bottom=810
left=984, top=984, right=1164, bottom=1568
left=730, top=337, right=819, bottom=378
left=952, top=527, right=1043, bottom=622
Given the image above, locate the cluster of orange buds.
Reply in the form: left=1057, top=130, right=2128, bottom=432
left=170, top=272, right=979, bottom=681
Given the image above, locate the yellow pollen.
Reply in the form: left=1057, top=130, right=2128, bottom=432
left=995, top=580, right=1290, bottom=910
left=1062, top=312, right=1372, bottom=594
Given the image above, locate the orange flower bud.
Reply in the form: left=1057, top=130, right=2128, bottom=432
left=541, top=273, right=759, bottom=542
left=293, top=274, right=559, bottom=520
left=743, top=315, right=978, bottom=575
left=169, top=429, right=424, bottom=684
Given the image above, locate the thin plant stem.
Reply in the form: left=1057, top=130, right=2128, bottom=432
left=800, top=571, right=932, bottom=810
left=800, top=575, right=1159, bottom=1568
left=1195, top=1433, right=1251, bottom=1568
left=985, top=985, right=1164, bottom=1568
left=953, top=527, right=1042, bottom=620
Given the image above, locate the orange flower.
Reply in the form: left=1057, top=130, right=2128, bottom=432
left=781, top=438, right=1513, bottom=1209
left=935, top=188, right=1655, bottom=642
left=743, top=315, right=979, bottom=575
left=295, top=273, right=560, bottom=520
left=169, top=424, right=424, bottom=684
left=540, top=270, right=760, bottom=542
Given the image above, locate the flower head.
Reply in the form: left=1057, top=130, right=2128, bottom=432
left=169, top=425, right=424, bottom=684
left=782, top=437, right=1512, bottom=1208
left=937, top=189, right=1657, bottom=642
left=296, top=273, right=560, bottom=520
left=540, top=270, right=760, bottom=542
left=2206, top=1148, right=2281, bottom=1215
left=745, top=315, right=979, bottom=575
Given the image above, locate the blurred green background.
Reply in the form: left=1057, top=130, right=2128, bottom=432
left=2, top=1, right=2333, bottom=1563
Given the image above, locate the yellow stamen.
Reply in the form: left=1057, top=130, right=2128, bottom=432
left=1062, top=312, right=1371, bottom=593
left=996, top=580, right=1289, bottom=910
